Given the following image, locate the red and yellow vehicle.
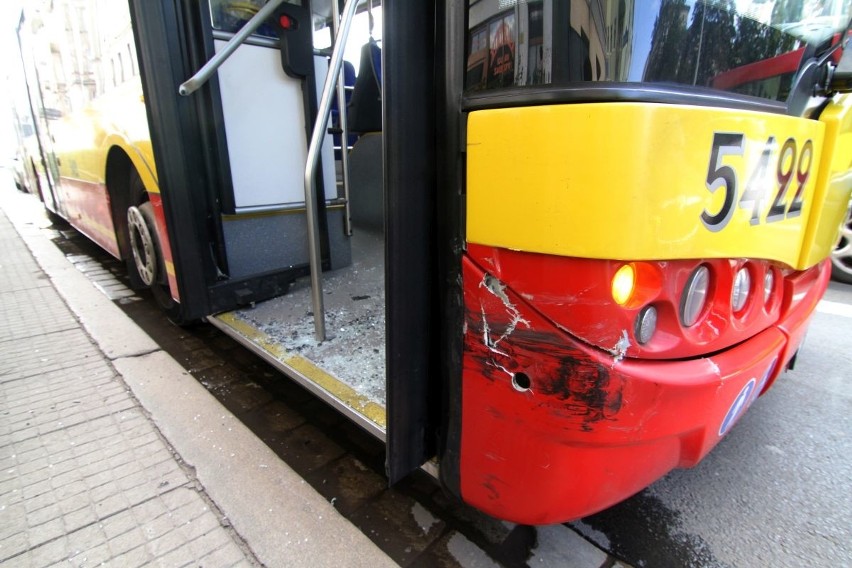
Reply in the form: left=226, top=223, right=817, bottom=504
left=16, top=0, right=852, bottom=524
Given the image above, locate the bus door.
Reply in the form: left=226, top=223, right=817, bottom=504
left=16, top=17, right=62, bottom=217
left=130, top=0, right=435, bottom=476
left=161, top=0, right=442, bottom=484
left=128, top=0, right=353, bottom=322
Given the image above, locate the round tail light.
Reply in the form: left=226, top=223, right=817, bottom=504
left=680, top=265, right=710, bottom=327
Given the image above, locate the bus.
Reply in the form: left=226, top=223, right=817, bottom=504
left=16, top=0, right=852, bottom=524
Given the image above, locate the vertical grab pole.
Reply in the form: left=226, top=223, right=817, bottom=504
left=304, top=0, right=360, bottom=341
left=331, top=0, right=354, bottom=236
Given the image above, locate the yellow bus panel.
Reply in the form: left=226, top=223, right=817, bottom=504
left=799, top=95, right=852, bottom=268
left=467, top=103, right=838, bottom=270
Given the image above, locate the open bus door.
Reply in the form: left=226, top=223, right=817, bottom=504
left=127, top=0, right=442, bottom=484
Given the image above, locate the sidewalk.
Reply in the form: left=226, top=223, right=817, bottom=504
left=0, top=179, right=395, bottom=566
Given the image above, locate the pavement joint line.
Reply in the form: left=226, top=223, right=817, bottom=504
left=0, top=365, right=120, bottom=386
left=0, top=325, right=81, bottom=345
left=0, top=405, right=143, bottom=454
left=0, top=362, right=109, bottom=385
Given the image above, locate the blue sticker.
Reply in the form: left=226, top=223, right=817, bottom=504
left=719, top=379, right=756, bottom=437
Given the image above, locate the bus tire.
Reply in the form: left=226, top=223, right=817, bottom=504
left=127, top=201, right=177, bottom=313
left=127, top=203, right=157, bottom=287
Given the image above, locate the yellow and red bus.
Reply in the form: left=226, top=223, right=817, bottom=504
left=16, top=0, right=852, bottom=524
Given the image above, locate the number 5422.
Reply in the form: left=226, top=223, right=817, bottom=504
left=700, top=132, right=813, bottom=232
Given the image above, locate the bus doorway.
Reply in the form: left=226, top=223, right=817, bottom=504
left=138, top=0, right=438, bottom=483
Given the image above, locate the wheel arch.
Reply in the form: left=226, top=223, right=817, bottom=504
left=105, top=143, right=158, bottom=261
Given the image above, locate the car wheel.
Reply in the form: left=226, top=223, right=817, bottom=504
left=831, top=201, right=852, bottom=285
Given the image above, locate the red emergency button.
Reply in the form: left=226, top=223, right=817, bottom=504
left=279, top=14, right=295, bottom=29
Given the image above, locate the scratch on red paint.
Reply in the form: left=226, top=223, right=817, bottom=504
left=464, top=267, right=624, bottom=431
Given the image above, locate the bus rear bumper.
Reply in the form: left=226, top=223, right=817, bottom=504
left=458, top=257, right=829, bottom=525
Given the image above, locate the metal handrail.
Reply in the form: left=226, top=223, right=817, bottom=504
left=332, top=0, right=353, bottom=237
left=178, top=0, right=286, bottom=96
left=304, top=0, right=361, bottom=341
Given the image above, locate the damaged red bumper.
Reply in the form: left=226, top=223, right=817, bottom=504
left=459, top=255, right=830, bottom=525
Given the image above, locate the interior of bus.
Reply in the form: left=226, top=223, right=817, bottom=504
left=203, top=0, right=392, bottom=440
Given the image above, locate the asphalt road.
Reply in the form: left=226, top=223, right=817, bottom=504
left=572, top=281, right=852, bottom=567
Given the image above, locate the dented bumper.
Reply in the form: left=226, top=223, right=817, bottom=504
left=458, top=255, right=830, bottom=525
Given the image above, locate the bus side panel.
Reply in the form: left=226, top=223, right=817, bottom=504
left=799, top=95, right=852, bottom=268
left=19, top=1, right=168, bottom=275
left=56, top=178, right=120, bottom=258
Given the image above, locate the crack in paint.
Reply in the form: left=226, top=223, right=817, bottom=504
left=481, top=274, right=530, bottom=348
left=608, top=330, right=631, bottom=364
left=480, top=304, right=509, bottom=357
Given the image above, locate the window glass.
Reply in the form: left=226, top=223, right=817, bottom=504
left=465, top=0, right=851, bottom=102
left=210, top=0, right=283, bottom=39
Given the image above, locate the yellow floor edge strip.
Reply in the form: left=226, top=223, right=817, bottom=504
left=214, top=312, right=387, bottom=429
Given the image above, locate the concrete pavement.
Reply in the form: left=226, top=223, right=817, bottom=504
left=0, top=178, right=395, bottom=566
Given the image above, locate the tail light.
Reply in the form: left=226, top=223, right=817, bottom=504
left=680, top=265, right=710, bottom=327
left=466, top=244, right=790, bottom=360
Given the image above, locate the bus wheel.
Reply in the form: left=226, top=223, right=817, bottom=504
left=127, top=202, right=176, bottom=311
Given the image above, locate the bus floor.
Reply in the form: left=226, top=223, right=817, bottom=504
left=212, top=224, right=387, bottom=436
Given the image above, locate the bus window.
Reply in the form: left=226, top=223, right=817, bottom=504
left=209, top=0, right=287, bottom=40
left=464, top=0, right=852, bottom=103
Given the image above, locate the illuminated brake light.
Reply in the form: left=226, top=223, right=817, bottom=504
left=732, top=267, right=751, bottom=313
left=680, top=265, right=710, bottom=327
left=612, top=264, right=635, bottom=306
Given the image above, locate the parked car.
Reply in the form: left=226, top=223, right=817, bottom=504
left=11, top=101, right=39, bottom=194
left=13, top=151, right=30, bottom=193
left=832, top=201, right=852, bottom=284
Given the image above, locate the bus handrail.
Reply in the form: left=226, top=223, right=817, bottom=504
left=178, top=0, right=286, bottom=96
left=304, top=0, right=360, bottom=341
left=332, top=0, right=354, bottom=238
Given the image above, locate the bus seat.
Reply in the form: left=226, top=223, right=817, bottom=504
left=330, top=60, right=356, bottom=112
left=348, top=132, right=383, bottom=232
left=348, top=38, right=382, bottom=133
